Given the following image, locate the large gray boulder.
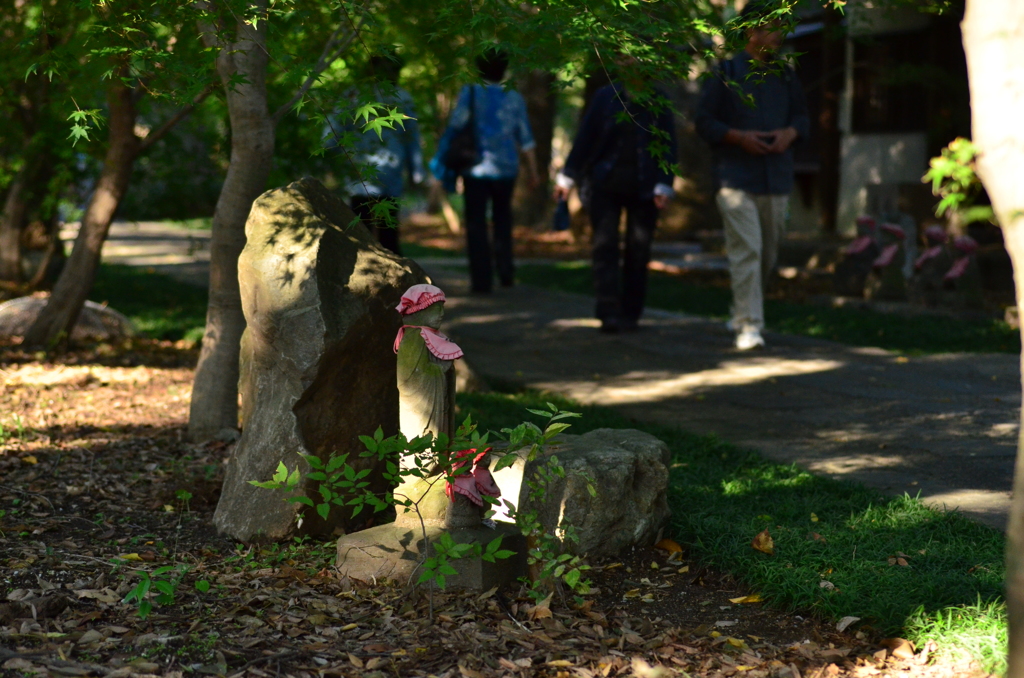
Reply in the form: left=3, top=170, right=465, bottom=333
left=492, top=428, right=672, bottom=558
left=213, top=177, right=429, bottom=542
left=0, top=297, right=135, bottom=343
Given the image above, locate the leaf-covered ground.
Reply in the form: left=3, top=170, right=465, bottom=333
left=0, top=341, right=992, bottom=677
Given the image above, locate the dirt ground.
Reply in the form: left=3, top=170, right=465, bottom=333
left=0, top=341, right=989, bottom=677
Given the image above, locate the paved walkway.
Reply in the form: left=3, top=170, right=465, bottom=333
left=62, top=221, right=212, bottom=288
left=83, top=222, right=1019, bottom=530
left=425, top=263, right=1019, bottom=532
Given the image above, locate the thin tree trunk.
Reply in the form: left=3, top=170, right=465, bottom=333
left=961, top=2, right=1024, bottom=676
left=1, top=152, right=58, bottom=286
left=23, top=82, right=139, bottom=348
left=0, top=164, right=32, bottom=282
left=188, top=2, right=274, bottom=441
left=27, top=213, right=62, bottom=289
left=514, top=70, right=556, bottom=226
left=817, top=7, right=843, bottom=235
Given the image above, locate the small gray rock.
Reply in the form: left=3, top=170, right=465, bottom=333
left=490, top=428, right=671, bottom=558
left=0, top=297, right=135, bottom=343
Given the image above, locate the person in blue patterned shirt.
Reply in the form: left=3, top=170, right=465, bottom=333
left=432, top=49, right=540, bottom=293
left=328, top=53, right=425, bottom=255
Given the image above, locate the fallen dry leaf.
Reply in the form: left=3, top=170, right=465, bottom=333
left=751, top=529, right=774, bottom=555
left=527, top=593, right=553, bottom=620
left=880, top=637, right=916, bottom=660
left=728, top=594, right=763, bottom=604
left=654, top=538, right=683, bottom=553
left=459, top=663, right=485, bottom=678
left=836, top=616, right=861, bottom=632
left=631, top=658, right=670, bottom=678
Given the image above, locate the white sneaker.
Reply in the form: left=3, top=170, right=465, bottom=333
left=735, top=326, right=765, bottom=350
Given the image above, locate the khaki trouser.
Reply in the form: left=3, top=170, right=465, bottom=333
left=716, top=187, right=789, bottom=331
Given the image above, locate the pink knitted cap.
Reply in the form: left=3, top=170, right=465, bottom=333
left=954, top=235, right=978, bottom=255
left=396, top=284, right=446, bottom=315
left=924, top=225, right=948, bottom=245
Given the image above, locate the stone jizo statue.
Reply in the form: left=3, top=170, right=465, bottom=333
left=865, top=222, right=907, bottom=301
left=394, top=284, right=464, bottom=448
left=393, top=284, right=500, bottom=528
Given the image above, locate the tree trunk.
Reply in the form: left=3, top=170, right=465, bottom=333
left=0, top=163, right=32, bottom=283
left=188, top=2, right=274, bottom=441
left=22, top=82, right=139, bottom=348
left=514, top=70, right=556, bottom=226
left=817, top=6, right=843, bottom=234
left=961, top=2, right=1024, bottom=676
left=0, top=149, right=58, bottom=285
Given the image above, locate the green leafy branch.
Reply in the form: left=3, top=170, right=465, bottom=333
left=121, top=564, right=189, bottom=620
left=924, top=137, right=995, bottom=226
left=353, top=103, right=411, bottom=140
left=67, top=106, right=105, bottom=147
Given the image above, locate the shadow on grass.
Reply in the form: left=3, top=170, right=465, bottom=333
left=93, top=264, right=208, bottom=342
left=456, top=387, right=1007, bottom=673
left=517, top=262, right=1020, bottom=355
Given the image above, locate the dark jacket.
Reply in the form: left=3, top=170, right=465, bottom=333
left=562, top=83, right=677, bottom=201
left=695, top=51, right=810, bottom=195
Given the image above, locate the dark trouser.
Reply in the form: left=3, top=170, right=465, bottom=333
left=463, top=176, right=516, bottom=293
left=589, top=190, right=658, bottom=322
left=351, top=195, right=401, bottom=255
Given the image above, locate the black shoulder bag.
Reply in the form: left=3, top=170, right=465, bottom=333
left=443, top=85, right=479, bottom=174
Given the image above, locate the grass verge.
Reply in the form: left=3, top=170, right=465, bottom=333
left=402, top=242, right=462, bottom=259
left=93, top=264, right=208, bottom=342
left=457, top=387, right=1007, bottom=674
left=517, top=261, right=1019, bottom=355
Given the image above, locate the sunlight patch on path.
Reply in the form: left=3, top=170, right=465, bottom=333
left=534, top=357, right=844, bottom=405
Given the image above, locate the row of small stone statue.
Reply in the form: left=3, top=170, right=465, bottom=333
left=834, top=217, right=981, bottom=308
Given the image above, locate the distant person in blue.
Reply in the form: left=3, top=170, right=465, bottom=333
left=337, top=53, right=425, bottom=255
left=432, top=48, right=539, bottom=294
left=554, top=56, right=678, bottom=333
left=695, top=2, right=809, bottom=350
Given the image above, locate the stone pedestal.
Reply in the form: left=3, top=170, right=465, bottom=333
left=335, top=523, right=527, bottom=589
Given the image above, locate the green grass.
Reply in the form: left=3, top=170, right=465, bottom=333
left=457, top=387, right=1007, bottom=674
left=166, top=217, right=213, bottom=230
left=517, top=262, right=1020, bottom=354
left=93, top=264, right=208, bottom=342
left=402, top=242, right=462, bottom=259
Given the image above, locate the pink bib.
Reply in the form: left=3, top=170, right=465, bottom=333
left=873, top=243, right=899, bottom=269
left=845, top=236, right=875, bottom=256
left=944, top=256, right=970, bottom=281
left=914, top=245, right=944, bottom=271
left=393, top=325, right=464, bottom=360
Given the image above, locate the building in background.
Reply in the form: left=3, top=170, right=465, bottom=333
left=787, top=2, right=970, bottom=237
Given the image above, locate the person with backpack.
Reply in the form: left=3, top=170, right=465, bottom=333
left=432, top=48, right=539, bottom=294
left=329, top=52, right=424, bottom=255
left=695, top=1, right=809, bottom=350
left=553, top=58, right=678, bottom=333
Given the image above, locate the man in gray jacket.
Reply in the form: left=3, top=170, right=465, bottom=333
left=696, top=3, right=809, bottom=350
